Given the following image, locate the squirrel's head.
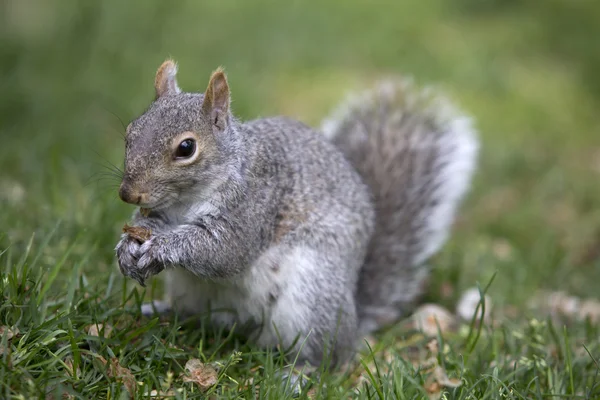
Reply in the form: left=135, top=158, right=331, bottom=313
left=119, top=60, right=236, bottom=210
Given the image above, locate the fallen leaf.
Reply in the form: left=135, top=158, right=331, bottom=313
left=306, top=387, right=318, bottom=399
left=426, top=339, right=439, bottom=356
left=425, top=381, right=443, bottom=400
left=578, top=299, right=600, bottom=323
left=541, top=291, right=600, bottom=323
left=433, top=365, right=462, bottom=388
left=87, top=323, right=113, bottom=338
left=145, top=389, right=177, bottom=398
left=422, top=341, right=462, bottom=399
left=530, top=290, right=584, bottom=322
left=63, top=357, right=81, bottom=378
left=547, top=291, right=579, bottom=316
left=412, top=304, right=457, bottom=336
left=0, top=326, right=19, bottom=355
left=99, top=356, right=137, bottom=395
left=0, top=326, right=18, bottom=340
left=182, top=359, right=218, bottom=391
left=45, top=392, right=76, bottom=400
left=122, top=224, right=152, bottom=243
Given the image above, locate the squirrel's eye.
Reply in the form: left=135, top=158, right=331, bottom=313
left=175, top=139, right=196, bottom=159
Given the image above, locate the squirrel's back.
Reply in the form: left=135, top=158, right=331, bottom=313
left=322, top=78, right=478, bottom=334
left=243, top=115, right=375, bottom=248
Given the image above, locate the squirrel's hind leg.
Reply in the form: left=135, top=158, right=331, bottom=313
left=251, top=245, right=360, bottom=369
left=140, top=300, right=172, bottom=317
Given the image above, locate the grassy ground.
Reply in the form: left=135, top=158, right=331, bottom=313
left=2, top=0, right=600, bottom=398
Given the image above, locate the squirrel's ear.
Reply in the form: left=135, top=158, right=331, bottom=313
left=202, top=67, right=230, bottom=132
left=154, top=59, right=181, bottom=98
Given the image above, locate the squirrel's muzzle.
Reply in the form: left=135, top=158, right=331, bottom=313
left=119, top=182, right=149, bottom=205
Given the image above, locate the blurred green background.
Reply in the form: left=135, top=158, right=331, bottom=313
left=1, top=0, right=600, bottom=307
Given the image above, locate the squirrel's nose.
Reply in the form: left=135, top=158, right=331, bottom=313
left=118, top=183, right=133, bottom=204
left=119, top=183, right=139, bottom=205
left=119, top=183, right=150, bottom=205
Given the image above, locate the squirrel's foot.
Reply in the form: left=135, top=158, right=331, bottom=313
left=276, top=366, right=315, bottom=397
left=141, top=300, right=172, bottom=317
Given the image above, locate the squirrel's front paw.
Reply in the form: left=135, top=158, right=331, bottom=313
left=136, top=238, right=167, bottom=285
left=115, top=234, right=142, bottom=281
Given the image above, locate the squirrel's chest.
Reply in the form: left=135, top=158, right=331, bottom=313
left=161, top=198, right=221, bottom=226
left=163, top=245, right=292, bottom=326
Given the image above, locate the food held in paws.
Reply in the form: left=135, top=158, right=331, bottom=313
left=122, top=224, right=152, bottom=243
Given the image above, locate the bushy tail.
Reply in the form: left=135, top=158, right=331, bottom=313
left=321, top=78, right=478, bottom=334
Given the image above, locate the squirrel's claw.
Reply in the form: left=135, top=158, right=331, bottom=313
left=116, top=235, right=139, bottom=272
left=115, top=232, right=165, bottom=286
left=136, top=238, right=167, bottom=282
left=115, top=233, right=148, bottom=285
left=130, top=270, right=147, bottom=287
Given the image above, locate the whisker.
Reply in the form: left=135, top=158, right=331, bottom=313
left=98, top=105, right=128, bottom=141
left=88, top=169, right=123, bottom=179
left=97, top=158, right=124, bottom=177
left=84, top=174, right=120, bottom=185
left=84, top=168, right=123, bottom=190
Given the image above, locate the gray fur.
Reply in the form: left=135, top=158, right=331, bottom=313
left=115, top=66, right=477, bottom=368
left=322, top=79, right=478, bottom=334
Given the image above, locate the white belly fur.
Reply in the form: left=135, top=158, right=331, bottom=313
left=163, top=245, right=322, bottom=348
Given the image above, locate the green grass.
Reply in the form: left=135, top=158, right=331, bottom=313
left=2, top=0, right=600, bottom=398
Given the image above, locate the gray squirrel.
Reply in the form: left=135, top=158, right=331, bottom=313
left=115, top=60, right=478, bottom=368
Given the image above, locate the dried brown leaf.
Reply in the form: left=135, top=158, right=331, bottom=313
left=306, top=387, right=318, bottom=399
left=425, top=381, right=443, bottom=400
left=0, top=326, right=18, bottom=340
left=104, top=357, right=137, bottom=395
left=412, top=304, right=457, bottom=337
left=433, top=365, right=462, bottom=388
left=0, top=326, right=18, bottom=355
left=426, top=339, right=439, bottom=356
left=63, top=357, right=81, bottom=378
left=182, top=359, right=218, bottom=391
left=123, top=224, right=152, bottom=243
left=423, top=350, right=462, bottom=399
left=87, top=323, right=113, bottom=338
